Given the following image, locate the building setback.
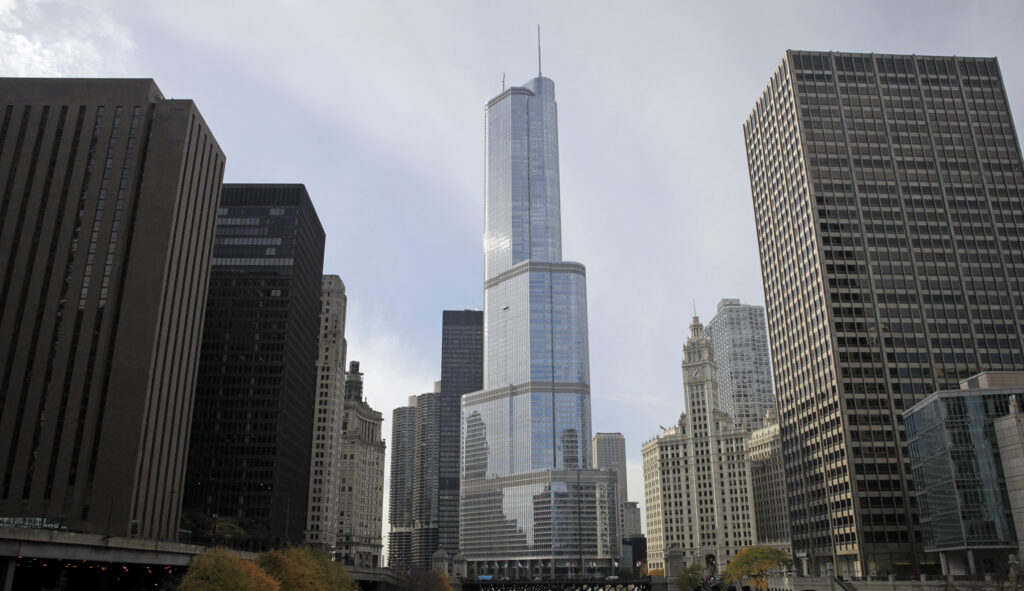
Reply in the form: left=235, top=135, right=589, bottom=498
left=642, top=315, right=755, bottom=573
left=745, top=51, right=1024, bottom=576
left=305, top=275, right=347, bottom=550
left=461, top=71, right=619, bottom=577
left=705, top=299, right=776, bottom=431
left=183, top=184, right=324, bottom=549
left=0, top=78, right=224, bottom=540
left=335, top=361, right=385, bottom=568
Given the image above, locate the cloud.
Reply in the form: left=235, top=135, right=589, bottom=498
left=0, top=0, right=135, bottom=77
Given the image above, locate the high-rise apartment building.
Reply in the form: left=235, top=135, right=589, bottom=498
left=642, top=315, right=756, bottom=573
left=0, top=78, right=224, bottom=540
left=335, top=361, right=385, bottom=568
left=749, top=410, right=790, bottom=552
left=460, top=72, right=619, bottom=578
left=706, top=299, right=775, bottom=431
left=183, top=184, right=324, bottom=548
left=388, top=398, right=417, bottom=570
left=305, top=275, right=347, bottom=549
left=411, top=387, right=442, bottom=568
left=744, top=51, right=1024, bottom=576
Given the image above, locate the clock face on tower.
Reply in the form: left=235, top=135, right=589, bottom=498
left=688, top=368, right=703, bottom=381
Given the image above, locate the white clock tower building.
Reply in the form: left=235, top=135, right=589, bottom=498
left=643, top=314, right=757, bottom=573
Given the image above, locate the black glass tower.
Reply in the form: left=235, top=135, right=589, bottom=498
left=438, top=310, right=483, bottom=556
left=183, top=184, right=325, bottom=549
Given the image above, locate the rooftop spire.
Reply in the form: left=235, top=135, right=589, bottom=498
left=537, top=24, right=542, bottom=77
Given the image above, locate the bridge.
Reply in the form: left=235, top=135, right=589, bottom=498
left=0, top=527, right=404, bottom=591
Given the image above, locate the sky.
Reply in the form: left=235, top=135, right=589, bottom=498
left=3, top=0, right=1023, bottom=553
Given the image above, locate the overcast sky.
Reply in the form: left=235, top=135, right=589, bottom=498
left=4, top=0, right=1023, bottom=552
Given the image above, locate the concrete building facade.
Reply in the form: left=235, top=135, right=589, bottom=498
left=642, top=315, right=756, bottom=574
left=0, top=78, right=224, bottom=541
left=593, top=432, right=630, bottom=542
left=623, top=501, right=643, bottom=539
left=749, top=410, right=791, bottom=552
left=388, top=398, right=417, bottom=570
left=706, top=299, right=776, bottom=431
left=744, top=51, right=1024, bottom=576
left=335, top=361, right=385, bottom=568
left=995, top=389, right=1024, bottom=564
left=305, top=275, right=347, bottom=550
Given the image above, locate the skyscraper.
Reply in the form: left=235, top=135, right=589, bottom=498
left=183, top=184, right=325, bottom=548
left=0, top=78, right=224, bottom=540
left=412, top=310, right=483, bottom=569
left=642, top=315, right=755, bottom=573
left=388, top=398, right=417, bottom=570
left=705, top=299, right=775, bottom=431
left=460, top=72, right=619, bottom=577
left=592, top=433, right=628, bottom=509
left=305, top=275, right=347, bottom=549
left=438, top=310, right=483, bottom=559
left=593, top=432, right=629, bottom=545
left=412, top=387, right=442, bottom=568
left=744, top=51, right=1024, bottom=577
left=335, top=361, right=385, bottom=568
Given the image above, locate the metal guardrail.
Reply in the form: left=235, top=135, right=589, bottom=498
left=460, top=577, right=651, bottom=591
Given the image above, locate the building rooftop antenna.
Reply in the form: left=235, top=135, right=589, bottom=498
left=502, top=72, right=505, bottom=91
left=537, top=24, right=542, bottom=77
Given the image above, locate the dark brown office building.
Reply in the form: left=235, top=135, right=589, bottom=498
left=0, top=78, right=225, bottom=540
left=183, top=184, right=325, bottom=549
left=745, top=52, right=1024, bottom=577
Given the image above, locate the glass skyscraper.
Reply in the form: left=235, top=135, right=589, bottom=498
left=460, top=74, right=619, bottom=578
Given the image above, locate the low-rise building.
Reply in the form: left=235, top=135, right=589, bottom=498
left=904, top=372, right=1024, bottom=575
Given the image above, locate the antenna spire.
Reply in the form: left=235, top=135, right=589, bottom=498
left=537, top=25, right=542, bottom=77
